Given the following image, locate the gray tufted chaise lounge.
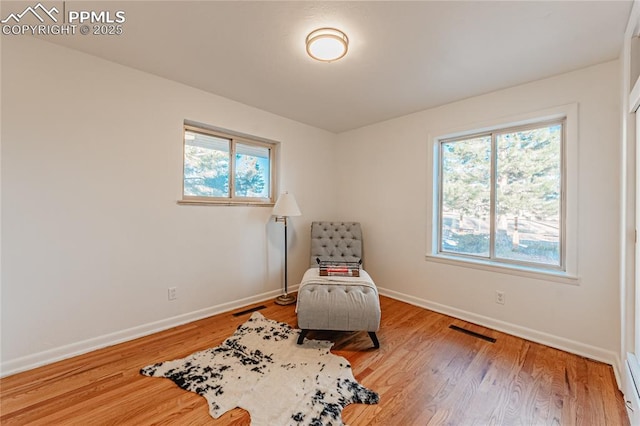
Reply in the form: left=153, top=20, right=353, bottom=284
left=296, top=222, right=381, bottom=348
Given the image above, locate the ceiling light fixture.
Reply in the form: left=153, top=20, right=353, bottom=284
left=306, top=27, right=349, bottom=62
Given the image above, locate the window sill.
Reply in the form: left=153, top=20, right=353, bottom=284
left=177, top=200, right=275, bottom=207
left=425, top=253, right=579, bottom=285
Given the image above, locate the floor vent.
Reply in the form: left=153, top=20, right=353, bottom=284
left=449, top=325, right=496, bottom=343
left=232, top=305, right=267, bottom=317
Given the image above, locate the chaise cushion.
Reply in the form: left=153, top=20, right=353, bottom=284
left=297, top=267, right=380, bottom=332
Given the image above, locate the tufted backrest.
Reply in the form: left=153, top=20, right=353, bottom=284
left=310, top=222, right=363, bottom=267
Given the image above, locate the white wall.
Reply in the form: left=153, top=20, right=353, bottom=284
left=336, top=61, right=622, bottom=370
left=0, top=36, right=339, bottom=375
left=1, top=36, right=625, bottom=378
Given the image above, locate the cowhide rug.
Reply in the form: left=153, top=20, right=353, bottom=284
left=140, top=312, right=378, bottom=425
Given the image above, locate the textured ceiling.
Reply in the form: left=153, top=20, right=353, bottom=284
left=28, top=1, right=633, bottom=133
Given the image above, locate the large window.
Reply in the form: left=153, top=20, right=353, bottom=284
left=436, top=119, right=565, bottom=270
left=182, top=124, right=276, bottom=204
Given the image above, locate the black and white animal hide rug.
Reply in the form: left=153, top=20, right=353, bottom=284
left=140, top=312, right=378, bottom=425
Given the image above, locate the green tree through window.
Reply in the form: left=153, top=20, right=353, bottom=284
left=183, top=126, right=274, bottom=203
left=439, top=120, right=563, bottom=268
left=184, top=134, right=230, bottom=197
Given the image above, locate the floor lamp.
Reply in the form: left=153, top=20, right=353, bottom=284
left=272, top=191, right=301, bottom=305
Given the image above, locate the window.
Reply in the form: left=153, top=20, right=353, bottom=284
left=182, top=124, right=276, bottom=205
left=436, top=119, right=565, bottom=271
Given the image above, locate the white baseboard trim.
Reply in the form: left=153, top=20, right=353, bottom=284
left=378, top=287, right=622, bottom=387
left=2, top=284, right=621, bottom=388
left=0, top=286, right=298, bottom=378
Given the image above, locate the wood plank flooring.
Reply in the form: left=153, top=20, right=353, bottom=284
left=0, top=296, right=629, bottom=425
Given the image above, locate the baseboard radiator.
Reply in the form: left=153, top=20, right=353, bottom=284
left=625, top=353, right=640, bottom=424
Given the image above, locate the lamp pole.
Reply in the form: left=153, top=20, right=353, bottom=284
left=275, top=215, right=296, bottom=305
left=272, top=191, right=300, bottom=306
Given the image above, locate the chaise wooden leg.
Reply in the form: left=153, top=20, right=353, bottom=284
left=368, top=332, right=380, bottom=349
left=297, top=329, right=309, bottom=345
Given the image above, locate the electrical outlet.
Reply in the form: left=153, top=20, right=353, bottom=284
left=495, top=290, right=505, bottom=305
left=168, top=287, right=177, bottom=301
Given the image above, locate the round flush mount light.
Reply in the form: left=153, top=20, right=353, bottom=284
left=306, top=27, right=349, bottom=62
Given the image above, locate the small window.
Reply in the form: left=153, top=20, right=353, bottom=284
left=436, top=119, right=564, bottom=270
left=182, top=124, right=276, bottom=205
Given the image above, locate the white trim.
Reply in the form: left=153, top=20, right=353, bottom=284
left=177, top=200, right=275, bottom=207
left=621, top=4, right=640, bottom=424
left=625, top=355, right=640, bottom=424
left=0, top=285, right=299, bottom=378
left=627, top=0, right=640, bottom=113
left=378, top=286, right=621, bottom=387
left=425, top=253, right=579, bottom=285
left=1, top=282, right=620, bottom=389
left=629, top=77, right=640, bottom=113
left=426, top=103, right=579, bottom=279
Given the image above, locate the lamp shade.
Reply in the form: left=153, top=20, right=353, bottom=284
left=272, top=192, right=301, bottom=217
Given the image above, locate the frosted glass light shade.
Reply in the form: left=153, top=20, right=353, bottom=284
left=306, top=28, right=348, bottom=62
left=272, top=192, right=301, bottom=217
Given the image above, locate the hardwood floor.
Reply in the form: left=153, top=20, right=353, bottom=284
left=0, top=296, right=629, bottom=425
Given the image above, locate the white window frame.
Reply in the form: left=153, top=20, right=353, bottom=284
left=426, top=104, right=579, bottom=284
left=179, top=121, right=278, bottom=206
